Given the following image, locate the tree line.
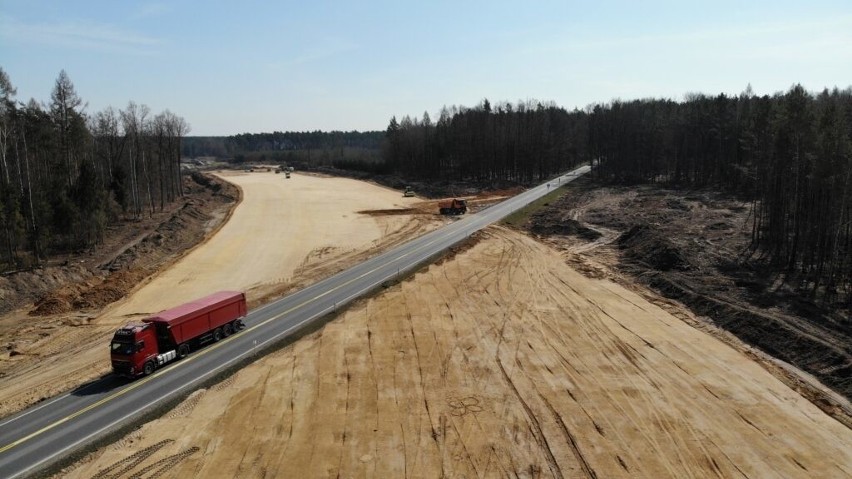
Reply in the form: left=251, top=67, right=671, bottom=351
left=0, top=67, right=189, bottom=271
left=181, top=131, right=385, bottom=168
left=587, top=86, right=852, bottom=303
left=224, top=130, right=383, bottom=153
left=384, top=86, right=851, bottom=303
left=384, top=99, right=587, bottom=183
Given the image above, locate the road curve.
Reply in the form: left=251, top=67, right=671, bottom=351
left=0, top=165, right=590, bottom=478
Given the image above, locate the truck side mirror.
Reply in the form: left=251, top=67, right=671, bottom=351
left=136, top=341, right=144, bottom=352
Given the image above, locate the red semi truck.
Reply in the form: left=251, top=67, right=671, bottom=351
left=110, top=291, right=247, bottom=377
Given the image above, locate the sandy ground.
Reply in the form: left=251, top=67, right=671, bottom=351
left=0, top=171, right=440, bottom=417
left=105, top=171, right=428, bottom=316
left=61, top=227, right=852, bottom=479
left=525, top=180, right=852, bottom=408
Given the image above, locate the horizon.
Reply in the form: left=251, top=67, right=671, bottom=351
left=2, top=1, right=851, bottom=136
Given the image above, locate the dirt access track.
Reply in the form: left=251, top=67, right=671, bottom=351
left=0, top=171, right=442, bottom=417
left=61, top=228, right=852, bottom=478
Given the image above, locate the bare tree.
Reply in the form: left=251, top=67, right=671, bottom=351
left=0, top=67, right=16, bottom=186
left=120, top=102, right=150, bottom=218
left=49, top=70, right=85, bottom=189
left=174, top=115, right=190, bottom=196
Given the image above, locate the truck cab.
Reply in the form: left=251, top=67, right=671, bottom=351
left=111, top=322, right=180, bottom=377
left=439, top=198, right=467, bottom=215
left=110, top=322, right=162, bottom=377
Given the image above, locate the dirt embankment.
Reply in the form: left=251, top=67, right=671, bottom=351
left=0, top=173, right=238, bottom=414
left=0, top=173, right=238, bottom=345
left=523, top=178, right=852, bottom=408
left=57, top=228, right=852, bottom=478
left=0, top=174, right=238, bottom=318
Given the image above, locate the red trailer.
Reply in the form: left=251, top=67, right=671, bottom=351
left=110, top=291, right=247, bottom=377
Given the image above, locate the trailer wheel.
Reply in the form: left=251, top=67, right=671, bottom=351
left=178, top=344, right=190, bottom=358
left=213, top=328, right=223, bottom=342
left=143, top=361, right=155, bottom=376
left=223, top=323, right=233, bottom=337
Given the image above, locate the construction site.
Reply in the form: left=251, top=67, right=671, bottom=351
left=0, top=169, right=849, bottom=478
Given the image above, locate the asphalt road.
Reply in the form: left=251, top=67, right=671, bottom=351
left=0, top=164, right=591, bottom=478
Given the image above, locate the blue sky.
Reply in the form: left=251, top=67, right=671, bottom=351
left=1, top=1, right=851, bottom=136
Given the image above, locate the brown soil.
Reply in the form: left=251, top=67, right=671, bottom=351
left=57, top=227, right=852, bottom=478
left=0, top=172, right=236, bottom=330
left=26, top=174, right=238, bottom=316
left=358, top=207, right=423, bottom=216
left=0, top=174, right=237, bottom=318
left=0, top=173, right=238, bottom=410
left=523, top=177, right=852, bottom=409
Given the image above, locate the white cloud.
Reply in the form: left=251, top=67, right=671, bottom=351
left=0, top=15, right=162, bottom=55
left=133, top=3, right=172, bottom=20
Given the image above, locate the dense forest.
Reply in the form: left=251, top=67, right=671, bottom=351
left=0, top=67, right=189, bottom=271
left=385, top=86, right=852, bottom=303
left=225, top=130, right=383, bottom=152
left=587, top=86, right=852, bottom=303
left=384, top=99, right=587, bottom=182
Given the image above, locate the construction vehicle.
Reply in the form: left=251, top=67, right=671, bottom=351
left=109, top=291, right=247, bottom=378
left=438, top=198, right=467, bottom=215
left=403, top=186, right=415, bottom=197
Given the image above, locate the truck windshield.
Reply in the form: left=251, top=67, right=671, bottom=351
left=111, top=341, right=133, bottom=355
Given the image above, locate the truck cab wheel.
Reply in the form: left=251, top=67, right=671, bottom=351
left=213, top=328, right=223, bottom=342
left=223, top=323, right=233, bottom=337
left=178, top=344, right=190, bottom=358
left=143, top=361, right=155, bottom=376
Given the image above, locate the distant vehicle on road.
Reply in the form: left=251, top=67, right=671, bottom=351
left=110, top=291, right=247, bottom=378
left=404, top=186, right=415, bottom=197
left=438, top=198, right=467, bottom=215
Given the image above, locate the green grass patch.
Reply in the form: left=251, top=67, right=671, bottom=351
left=502, top=184, right=571, bottom=228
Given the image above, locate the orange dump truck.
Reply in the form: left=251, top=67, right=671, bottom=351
left=438, top=198, right=467, bottom=215
left=110, top=291, right=247, bottom=377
